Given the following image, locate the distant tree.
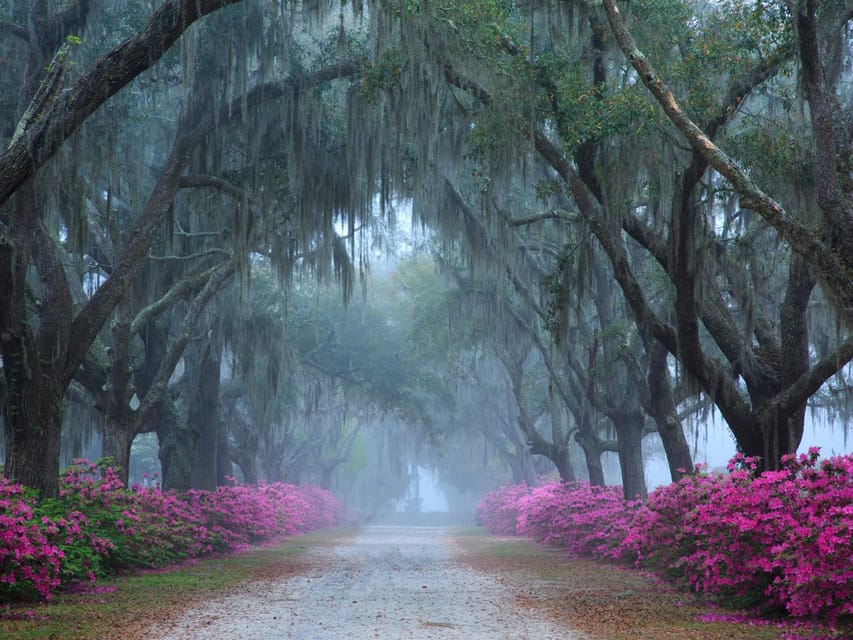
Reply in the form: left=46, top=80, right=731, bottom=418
left=0, top=1, right=244, bottom=496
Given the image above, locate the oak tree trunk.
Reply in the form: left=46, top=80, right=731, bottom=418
left=156, top=398, right=194, bottom=491
left=189, top=334, right=223, bottom=490
left=613, top=410, right=647, bottom=501
left=647, top=340, right=694, bottom=479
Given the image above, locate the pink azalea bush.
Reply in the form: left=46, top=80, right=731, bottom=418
left=516, top=481, right=638, bottom=557
left=0, top=476, right=66, bottom=600
left=184, top=480, right=343, bottom=548
left=476, top=449, right=853, bottom=623
left=474, top=484, right=530, bottom=535
left=0, top=459, right=343, bottom=603
left=47, top=461, right=212, bottom=571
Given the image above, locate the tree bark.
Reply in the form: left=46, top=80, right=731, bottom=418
left=100, top=297, right=134, bottom=482
left=575, top=423, right=606, bottom=487
left=155, top=398, right=194, bottom=491
left=101, top=422, right=135, bottom=484
left=216, top=420, right=232, bottom=485
left=0, top=0, right=244, bottom=208
left=611, top=410, right=648, bottom=501
left=189, top=331, right=224, bottom=490
left=646, top=339, right=694, bottom=479
left=547, top=385, right=576, bottom=482
left=227, top=407, right=259, bottom=485
left=0, top=186, right=66, bottom=496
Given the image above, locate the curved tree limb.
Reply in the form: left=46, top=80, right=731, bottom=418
left=601, top=0, right=853, bottom=327
left=769, top=335, right=853, bottom=420
left=131, top=258, right=236, bottom=434
left=795, top=1, right=853, bottom=237
left=0, top=19, right=28, bottom=41
left=178, top=174, right=245, bottom=199
left=62, top=61, right=358, bottom=387
left=442, top=60, right=758, bottom=443
left=131, top=263, right=229, bottom=335
left=0, top=0, right=245, bottom=207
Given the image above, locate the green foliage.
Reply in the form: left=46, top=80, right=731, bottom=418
left=420, top=0, right=525, bottom=61
left=359, top=48, right=404, bottom=102
left=631, top=0, right=792, bottom=123
left=538, top=53, right=654, bottom=152
left=725, top=116, right=812, bottom=185
left=33, top=500, right=108, bottom=586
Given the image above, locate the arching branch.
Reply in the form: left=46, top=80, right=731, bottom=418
left=178, top=174, right=245, bottom=199
left=132, top=259, right=236, bottom=433
left=0, top=0, right=245, bottom=207
left=131, top=263, right=230, bottom=335
left=146, top=248, right=232, bottom=263
left=769, top=336, right=853, bottom=419
left=0, top=19, right=27, bottom=41
left=601, top=0, right=853, bottom=327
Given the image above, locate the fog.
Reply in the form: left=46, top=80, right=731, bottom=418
left=0, top=0, right=849, bottom=515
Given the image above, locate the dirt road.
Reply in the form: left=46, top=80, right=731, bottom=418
left=145, top=525, right=585, bottom=639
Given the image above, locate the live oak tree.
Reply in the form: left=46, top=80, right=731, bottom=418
left=2, top=0, right=851, bottom=498
left=0, top=0, right=358, bottom=495
left=372, top=0, right=851, bottom=471
left=592, top=0, right=853, bottom=466
left=0, top=0, right=245, bottom=497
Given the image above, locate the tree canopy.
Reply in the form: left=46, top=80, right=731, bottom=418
left=0, top=0, right=850, bottom=502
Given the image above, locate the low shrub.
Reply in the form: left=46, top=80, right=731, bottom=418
left=0, top=459, right=343, bottom=603
left=0, top=477, right=65, bottom=600
left=474, top=484, right=530, bottom=535
left=517, top=481, right=637, bottom=558
left=476, top=448, right=853, bottom=623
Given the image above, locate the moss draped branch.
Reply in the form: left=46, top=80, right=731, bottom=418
left=131, top=259, right=236, bottom=433
left=62, top=60, right=358, bottom=387
left=0, top=0, right=245, bottom=207
left=600, top=0, right=853, bottom=327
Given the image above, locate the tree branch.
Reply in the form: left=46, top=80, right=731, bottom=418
left=601, top=0, right=853, bottom=327
left=442, top=60, right=759, bottom=438
left=131, top=263, right=229, bottom=335
left=510, top=210, right=575, bottom=226
left=0, top=19, right=28, bottom=41
left=132, top=259, right=235, bottom=433
left=769, top=336, right=853, bottom=420
left=795, top=1, right=853, bottom=235
left=527, top=100, right=758, bottom=441
left=8, top=41, right=69, bottom=152
left=178, top=174, right=245, bottom=199
left=62, top=60, right=357, bottom=387
left=0, top=0, right=244, bottom=207
left=147, top=248, right=231, bottom=263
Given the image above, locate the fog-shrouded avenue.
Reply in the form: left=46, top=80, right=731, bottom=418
left=143, top=525, right=583, bottom=640
left=1, top=0, right=852, bottom=636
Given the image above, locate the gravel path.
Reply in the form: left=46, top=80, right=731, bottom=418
left=145, top=525, right=585, bottom=639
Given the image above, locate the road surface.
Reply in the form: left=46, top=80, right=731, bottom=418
left=145, top=525, right=586, bottom=639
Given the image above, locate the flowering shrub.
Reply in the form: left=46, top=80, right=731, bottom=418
left=476, top=449, right=853, bottom=623
left=183, top=480, right=343, bottom=548
left=0, top=459, right=343, bottom=603
left=517, top=481, right=638, bottom=558
left=46, top=460, right=211, bottom=571
left=474, top=484, right=530, bottom=535
left=0, top=477, right=64, bottom=600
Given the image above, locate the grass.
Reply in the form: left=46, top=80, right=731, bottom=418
left=452, top=528, right=843, bottom=640
left=0, top=528, right=350, bottom=640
